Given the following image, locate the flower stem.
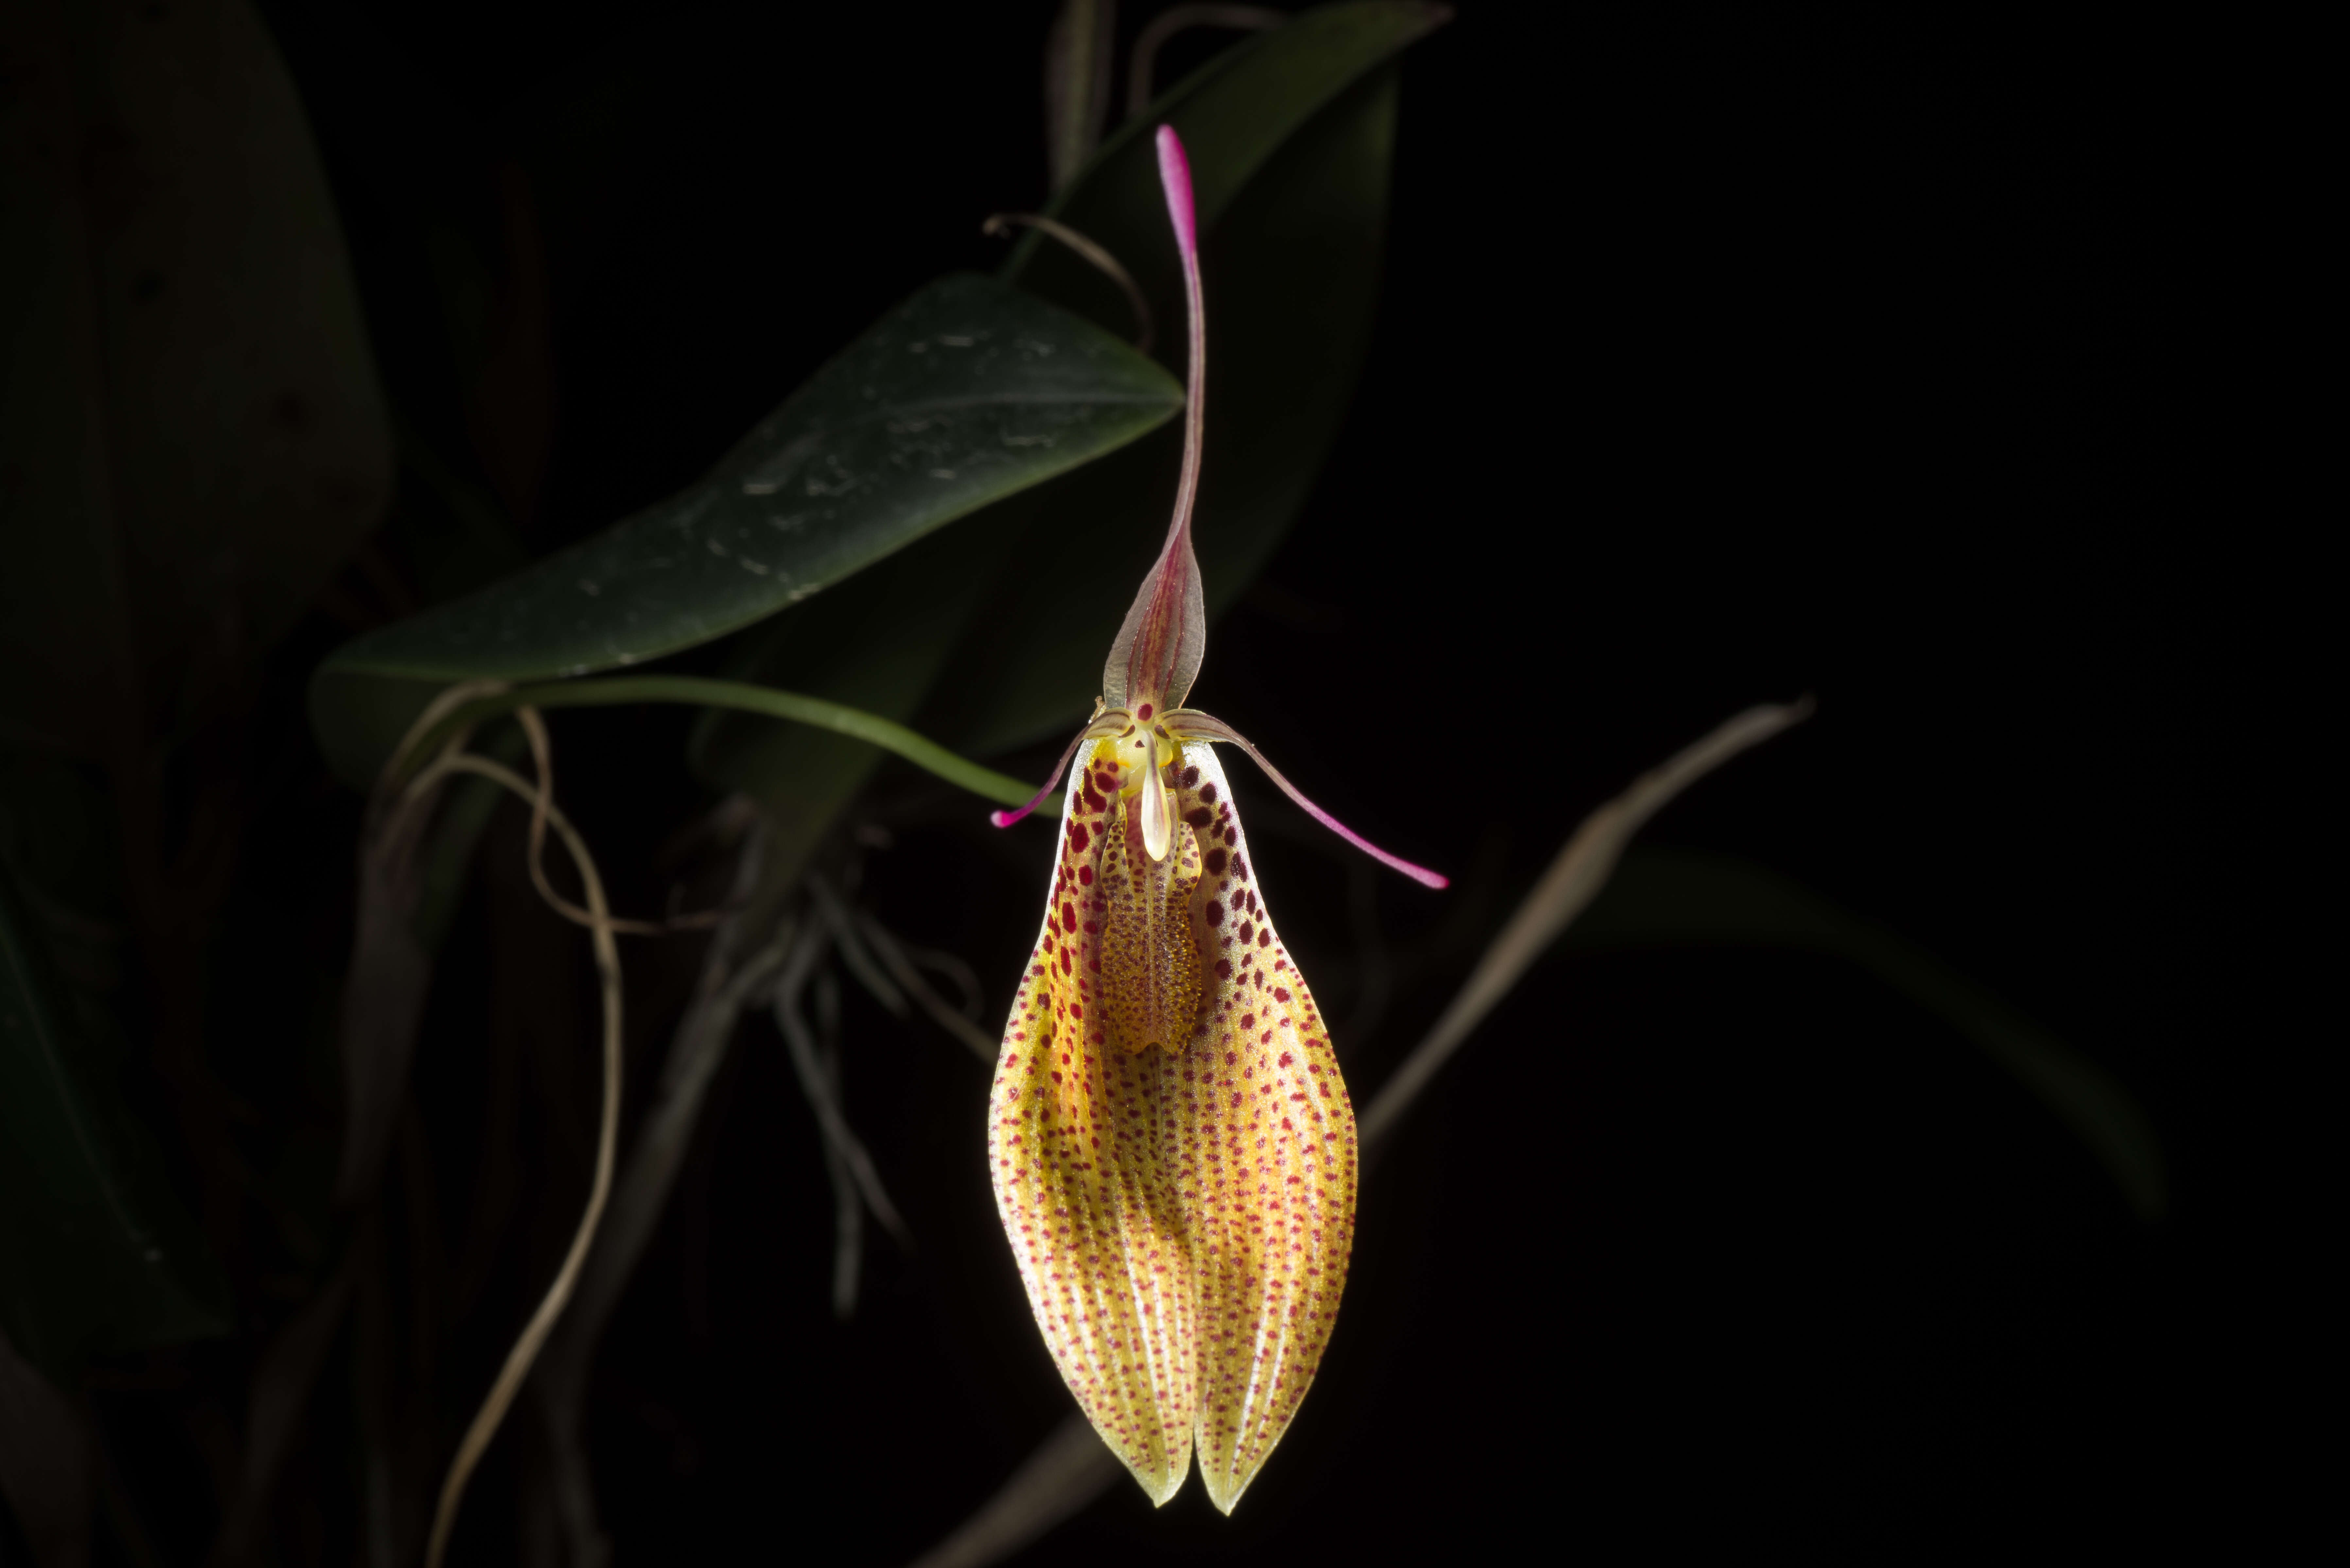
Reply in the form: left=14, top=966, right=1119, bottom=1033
left=404, top=675, right=1048, bottom=810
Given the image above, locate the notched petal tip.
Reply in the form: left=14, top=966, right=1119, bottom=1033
left=1198, top=1463, right=1246, bottom=1517
left=1140, top=1462, right=1186, bottom=1508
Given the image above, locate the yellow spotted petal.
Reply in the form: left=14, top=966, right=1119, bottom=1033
left=1161, top=744, right=1356, bottom=1513
left=989, top=744, right=1198, bottom=1502
left=988, top=739, right=1356, bottom=1512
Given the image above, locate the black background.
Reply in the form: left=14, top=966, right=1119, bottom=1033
left=87, top=2, right=2289, bottom=1562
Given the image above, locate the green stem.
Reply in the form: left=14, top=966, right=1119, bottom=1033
left=409, top=676, right=1052, bottom=811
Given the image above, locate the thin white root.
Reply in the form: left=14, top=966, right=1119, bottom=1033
left=857, top=912, right=999, bottom=1062
left=773, top=925, right=913, bottom=1250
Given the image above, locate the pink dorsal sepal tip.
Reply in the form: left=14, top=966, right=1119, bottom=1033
left=1155, top=126, right=1198, bottom=264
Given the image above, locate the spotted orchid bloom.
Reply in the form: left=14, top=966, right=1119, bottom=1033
left=985, top=128, right=1447, bottom=1514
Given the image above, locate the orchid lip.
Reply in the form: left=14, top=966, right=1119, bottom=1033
left=1138, top=727, right=1173, bottom=861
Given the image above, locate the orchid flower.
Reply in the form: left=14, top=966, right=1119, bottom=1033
left=986, top=127, right=1447, bottom=1515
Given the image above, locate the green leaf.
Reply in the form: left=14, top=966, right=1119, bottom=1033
left=1568, top=847, right=2169, bottom=1223
left=0, top=0, right=389, bottom=760
left=920, top=2, right=1446, bottom=756
left=0, top=869, right=227, bottom=1382
left=311, top=271, right=1180, bottom=787
left=687, top=511, right=1029, bottom=888
left=322, top=273, right=1179, bottom=687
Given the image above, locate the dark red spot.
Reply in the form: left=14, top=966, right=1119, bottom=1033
left=1078, top=865, right=1094, bottom=886
left=1185, top=806, right=1214, bottom=828
left=1094, top=770, right=1117, bottom=793
left=1215, top=959, right=1233, bottom=979
left=1236, top=921, right=1253, bottom=945
left=1070, top=824, right=1089, bottom=852
left=1182, top=765, right=1200, bottom=788
left=1224, top=825, right=1239, bottom=846
left=1232, top=853, right=1248, bottom=879
left=1257, top=928, right=1272, bottom=948
left=1137, top=702, right=1154, bottom=719
left=1070, top=1004, right=1083, bottom=1019
left=1200, top=782, right=1218, bottom=803
left=1082, top=787, right=1104, bottom=813
left=1274, top=987, right=1292, bottom=1003
left=1242, top=1013, right=1256, bottom=1030
left=1204, top=899, right=1224, bottom=926
left=1204, top=848, right=1228, bottom=876
left=1061, top=902, right=1077, bottom=932
left=1279, top=1051, right=1295, bottom=1067
left=1058, top=949, right=1072, bottom=974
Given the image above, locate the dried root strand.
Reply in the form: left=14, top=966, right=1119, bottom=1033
left=422, top=724, right=622, bottom=1568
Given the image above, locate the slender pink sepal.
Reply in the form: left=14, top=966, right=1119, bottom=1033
left=989, top=791, right=1056, bottom=831
left=1102, top=128, right=1209, bottom=714
left=988, top=721, right=1099, bottom=829
left=1166, top=711, right=1449, bottom=889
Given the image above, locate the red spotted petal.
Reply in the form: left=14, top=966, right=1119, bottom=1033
left=988, top=739, right=1356, bottom=1512
left=988, top=741, right=1198, bottom=1502
left=1161, top=744, right=1356, bottom=1512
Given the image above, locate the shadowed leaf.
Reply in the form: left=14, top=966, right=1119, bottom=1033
left=212, top=1264, right=355, bottom=1566
left=0, top=1322, right=92, bottom=1568
left=1569, top=846, right=2168, bottom=1221
left=0, top=0, right=388, bottom=759
left=0, top=869, right=225, bottom=1381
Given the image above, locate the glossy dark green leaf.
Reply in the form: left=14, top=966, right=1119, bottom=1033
left=920, top=3, right=1445, bottom=756
left=1569, top=846, right=2168, bottom=1222
left=320, top=273, right=1180, bottom=689
left=0, top=871, right=226, bottom=1381
left=312, top=273, right=1178, bottom=790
